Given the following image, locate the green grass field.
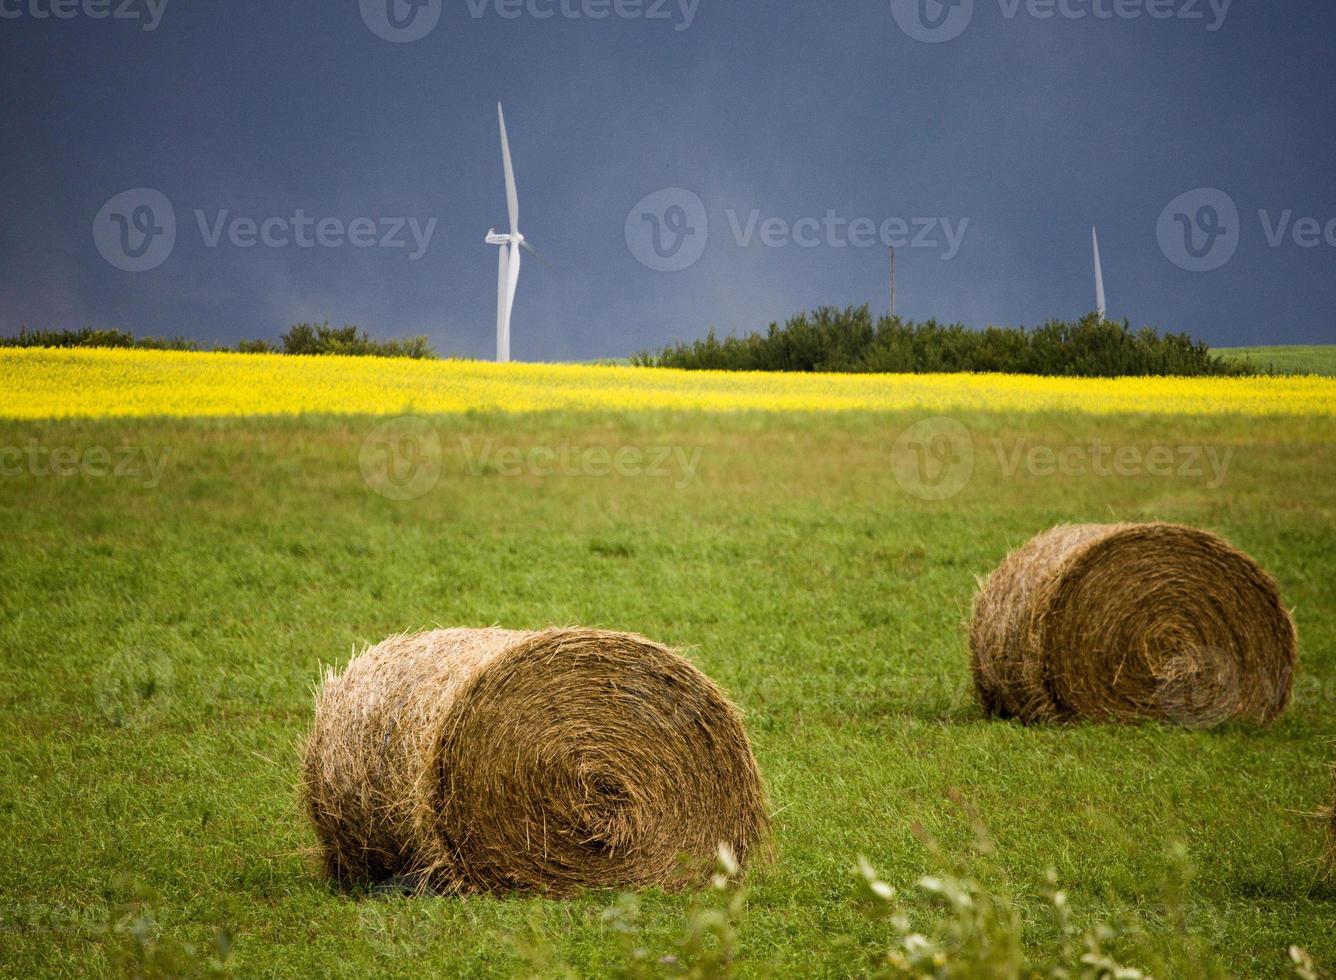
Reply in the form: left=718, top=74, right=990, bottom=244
left=2, top=409, right=1334, bottom=976
left=1216, top=346, right=1336, bottom=377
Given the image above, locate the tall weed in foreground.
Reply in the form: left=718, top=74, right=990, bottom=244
left=597, top=845, right=749, bottom=979
left=102, top=876, right=234, bottom=978
left=854, top=792, right=1150, bottom=979
left=577, top=797, right=1325, bottom=979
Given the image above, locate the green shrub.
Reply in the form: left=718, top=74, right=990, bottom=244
left=633, top=307, right=1248, bottom=378
left=235, top=337, right=278, bottom=354
left=0, top=328, right=198, bottom=351
left=276, top=322, right=436, bottom=359
left=1, top=324, right=437, bottom=359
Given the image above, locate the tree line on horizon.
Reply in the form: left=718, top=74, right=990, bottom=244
left=3, top=309, right=1257, bottom=377
left=0, top=323, right=435, bottom=359
left=633, top=307, right=1251, bottom=378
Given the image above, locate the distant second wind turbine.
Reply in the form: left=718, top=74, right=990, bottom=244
left=1092, top=226, right=1107, bottom=319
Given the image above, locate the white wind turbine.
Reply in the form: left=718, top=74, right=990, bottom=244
left=1092, top=226, right=1107, bottom=319
left=485, top=103, right=545, bottom=363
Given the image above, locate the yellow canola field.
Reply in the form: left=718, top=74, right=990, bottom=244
left=2, top=347, right=1333, bottom=419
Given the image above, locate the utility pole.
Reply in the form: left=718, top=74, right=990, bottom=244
left=889, top=246, right=897, bottom=318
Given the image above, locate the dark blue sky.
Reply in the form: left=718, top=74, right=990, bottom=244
left=2, top=0, right=1333, bottom=359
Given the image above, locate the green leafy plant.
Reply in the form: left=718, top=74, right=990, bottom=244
left=634, top=307, right=1249, bottom=378
left=0, top=323, right=437, bottom=358
left=856, top=857, right=1152, bottom=979
left=273, top=322, right=435, bottom=359
left=585, top=795, right=1330, bottom=978
left=0, top=328, right=198, bottom=351
left=600, top=844, right=749, bottom=979
left=101, top=876, right=233, bottom=979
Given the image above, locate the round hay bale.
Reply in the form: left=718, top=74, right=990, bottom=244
left=302, top=627, right=769, bottom=895
left=969, top=523, right=1297, bottom=726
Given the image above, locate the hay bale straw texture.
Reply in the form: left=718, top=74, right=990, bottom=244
left=970, top=523, right=1297, bottom=727
left=302, top=627, right=769, bottom=895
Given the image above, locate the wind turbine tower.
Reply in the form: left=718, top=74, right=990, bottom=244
left=485, top=104, right=545, bottom=362
left=1092, top=226, right=1107, bottom=319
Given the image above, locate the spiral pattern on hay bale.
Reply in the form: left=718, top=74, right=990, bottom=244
left=302, top=627, right=769, bottom=895
left=969, top=523, right=1297, bottom=727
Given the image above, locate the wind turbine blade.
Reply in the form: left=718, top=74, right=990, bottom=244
left=504, top=240, right=522, bottom=359
left=498, top=103, right=519, bottom=236
left=519, top=239, right=553, bottom=270
left=1092, top=227, right=1106, bottom=318
left=496, top=245, right=510, bottom=363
